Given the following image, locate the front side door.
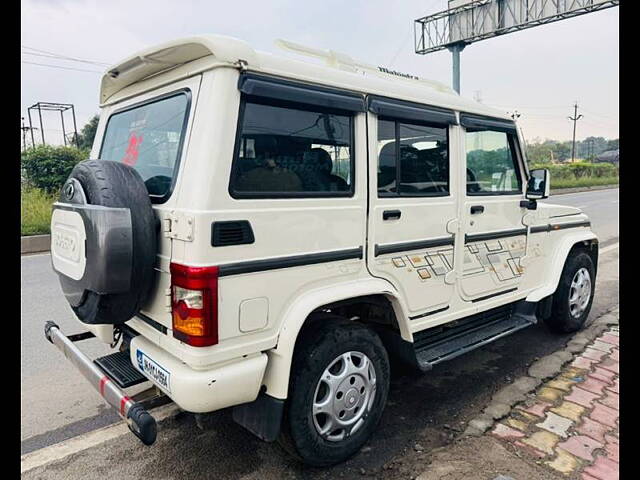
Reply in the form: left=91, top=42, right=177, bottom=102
left=458, top=114, right=528, bottom=302
left=366, top=97, right=460, bottom=319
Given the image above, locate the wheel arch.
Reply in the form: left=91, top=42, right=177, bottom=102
left=526, top=230, right=598, bottom=303
left=261, top=278, right=408, bottom=400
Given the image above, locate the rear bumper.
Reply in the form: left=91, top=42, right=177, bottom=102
left=129, top=334, right=268, bottom=413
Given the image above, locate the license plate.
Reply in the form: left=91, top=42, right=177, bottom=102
left=136, top=350, right=171, bottom=393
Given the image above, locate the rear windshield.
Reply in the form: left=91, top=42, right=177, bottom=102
left=99, top=91, right=190, bottom=201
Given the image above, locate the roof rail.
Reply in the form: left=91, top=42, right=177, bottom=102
left=275, top=39, right=454, bottom=95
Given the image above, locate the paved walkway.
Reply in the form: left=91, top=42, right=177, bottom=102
left=490, top=327, right=619, bottom=479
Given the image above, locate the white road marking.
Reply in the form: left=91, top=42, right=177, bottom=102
left=600, top=243, right=619, bottom=254
left=21, top=403, right=180, bottom=474
left=21, top=252, right=51, bottom=259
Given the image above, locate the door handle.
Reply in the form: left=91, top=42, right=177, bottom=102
left=383, top=210, right=402, bottom=220
left=470, top=205, right=485, bottom=215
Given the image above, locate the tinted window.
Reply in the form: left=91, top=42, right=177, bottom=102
left=377, top=119, right=449, bottom=196
left=466, top=130, right=522, bottom=194
left=230, top=99, right=353, bottom=196
left=100, top=93, right=189, bottom=199
left=377, top=120, right=397, bottom=194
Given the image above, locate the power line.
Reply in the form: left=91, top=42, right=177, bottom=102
left=21, top=60, right=102, bottom=74
left=21, top=51, right=110, bottom=67
left=388, top=0, right=442, bottom=67
left=21, top=45, right=111, bottom=66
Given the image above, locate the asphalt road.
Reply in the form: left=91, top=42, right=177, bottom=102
left=20, top=188, right=619, bottom=469
left=541, top=188, right=619, bottom=245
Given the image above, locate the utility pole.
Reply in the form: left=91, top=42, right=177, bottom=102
left=20, top=117, right=38, bottom=151
left=568, top=102, right=583, bottom=162
left=509, top=111, right=526, bottom=152
left=21, top=117, right=26, bottom=151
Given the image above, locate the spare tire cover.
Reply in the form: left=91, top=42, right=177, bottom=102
left=54, top=160, right=157, bottom=325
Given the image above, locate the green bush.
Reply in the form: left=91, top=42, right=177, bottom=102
left=550, top=176, right=619, bottom=189
left=21, top=145, right=89, bottom=193
left=21, top=186, right=56, bottom=236
left=529, top=162, right=619, bottom=185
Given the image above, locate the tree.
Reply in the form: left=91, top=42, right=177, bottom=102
left=555, top=143, right=572, bottom=162
left=526, top=142, right=554, bottom=164
left=22, top=145, right=89, bottom=193
left=75, top=115, right=99, bottom=150
left=606, top=138, right=619, bottom=151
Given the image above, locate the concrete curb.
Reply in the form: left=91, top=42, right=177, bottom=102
left=550, top=184, right=618, bottom=196
left=21, top=234, right=50, bottom=255
left=462, top=305, right=619, bottom=437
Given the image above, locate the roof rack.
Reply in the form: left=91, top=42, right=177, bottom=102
left=275, top=39, right=454, bottom=95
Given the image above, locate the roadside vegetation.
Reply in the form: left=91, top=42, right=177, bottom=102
left=526, top=136, right=618, bottom=163
left=531, top=161, right=619, bottom=190
left=21, top=144, right=89, bottom=236
left=21, top=186, right=58, bottom=236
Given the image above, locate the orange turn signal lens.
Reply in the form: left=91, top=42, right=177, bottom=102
left=172, top=311, right=207, bottom=337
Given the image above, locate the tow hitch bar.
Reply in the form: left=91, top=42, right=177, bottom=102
left=44, top=321, right=157, bottom=446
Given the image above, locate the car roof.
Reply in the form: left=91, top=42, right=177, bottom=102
left=100, top=34, right=511, bottom=121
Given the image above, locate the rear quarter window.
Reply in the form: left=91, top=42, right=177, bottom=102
left=99, top=91, right=190, bottom=202
left=229, top=97, right=355, bottom=198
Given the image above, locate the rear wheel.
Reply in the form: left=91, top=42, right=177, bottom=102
left=279, top=316, right=390, bottom=466
left=545, top=250, right=596, bottom=333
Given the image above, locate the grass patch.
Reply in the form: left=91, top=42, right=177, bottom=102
left=551, top=176, right=619, bottom=190
left=21, top=187, right=56, bottom=236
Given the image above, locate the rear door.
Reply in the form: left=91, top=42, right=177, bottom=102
left=366, top=97, right=461, bottom=319
left=95, top=75, right=202, bottom=330
left=458, top=114, right=528, bottom=302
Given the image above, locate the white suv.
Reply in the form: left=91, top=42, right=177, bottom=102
left=46, top=34, right=598, bottom=466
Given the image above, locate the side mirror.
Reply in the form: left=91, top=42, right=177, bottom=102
left=526, top=168, right=550, bottom=200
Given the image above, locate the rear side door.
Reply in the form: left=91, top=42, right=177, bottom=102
left=366, top=97, right=461, bottom=319
left=458, top=114, right=528, bottom=303
left=95, top=75, right=202, bottom=331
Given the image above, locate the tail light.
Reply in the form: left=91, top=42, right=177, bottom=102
left=170, top=263, right=219, bottom=347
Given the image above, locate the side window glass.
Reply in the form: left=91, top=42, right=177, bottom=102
left=230, top=99, right=353, bottom=196
left=377, top=119, right=449, bottom=196
left=377, top=120, right=397, bottom=195
left=465, top=130, right=522, bottom=194
left=399, top=123, right=449, bottom=195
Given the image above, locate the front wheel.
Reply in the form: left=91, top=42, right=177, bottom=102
left=279, top=316, right=390, bottom=466
left=545, top=250, right=596, bottom=333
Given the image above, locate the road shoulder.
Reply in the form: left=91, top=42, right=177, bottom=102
left=412, top=306, right=619, bottom=480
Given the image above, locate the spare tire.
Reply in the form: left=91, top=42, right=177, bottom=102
left=52, top=160, right=157, bottom=325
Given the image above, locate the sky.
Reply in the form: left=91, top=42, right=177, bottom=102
left=21, top=0, right=619, bottom=147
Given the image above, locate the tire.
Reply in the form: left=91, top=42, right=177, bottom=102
left=545, top=250, right=596, bottom=333
left=278, top=315, right=390, bottom=467
left=60, top=160, right=156, bottom=325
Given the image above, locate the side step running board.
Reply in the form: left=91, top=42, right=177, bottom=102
left=44, top=321, right=159, bottom=446
left=412, top=302, right=537, bottom=371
